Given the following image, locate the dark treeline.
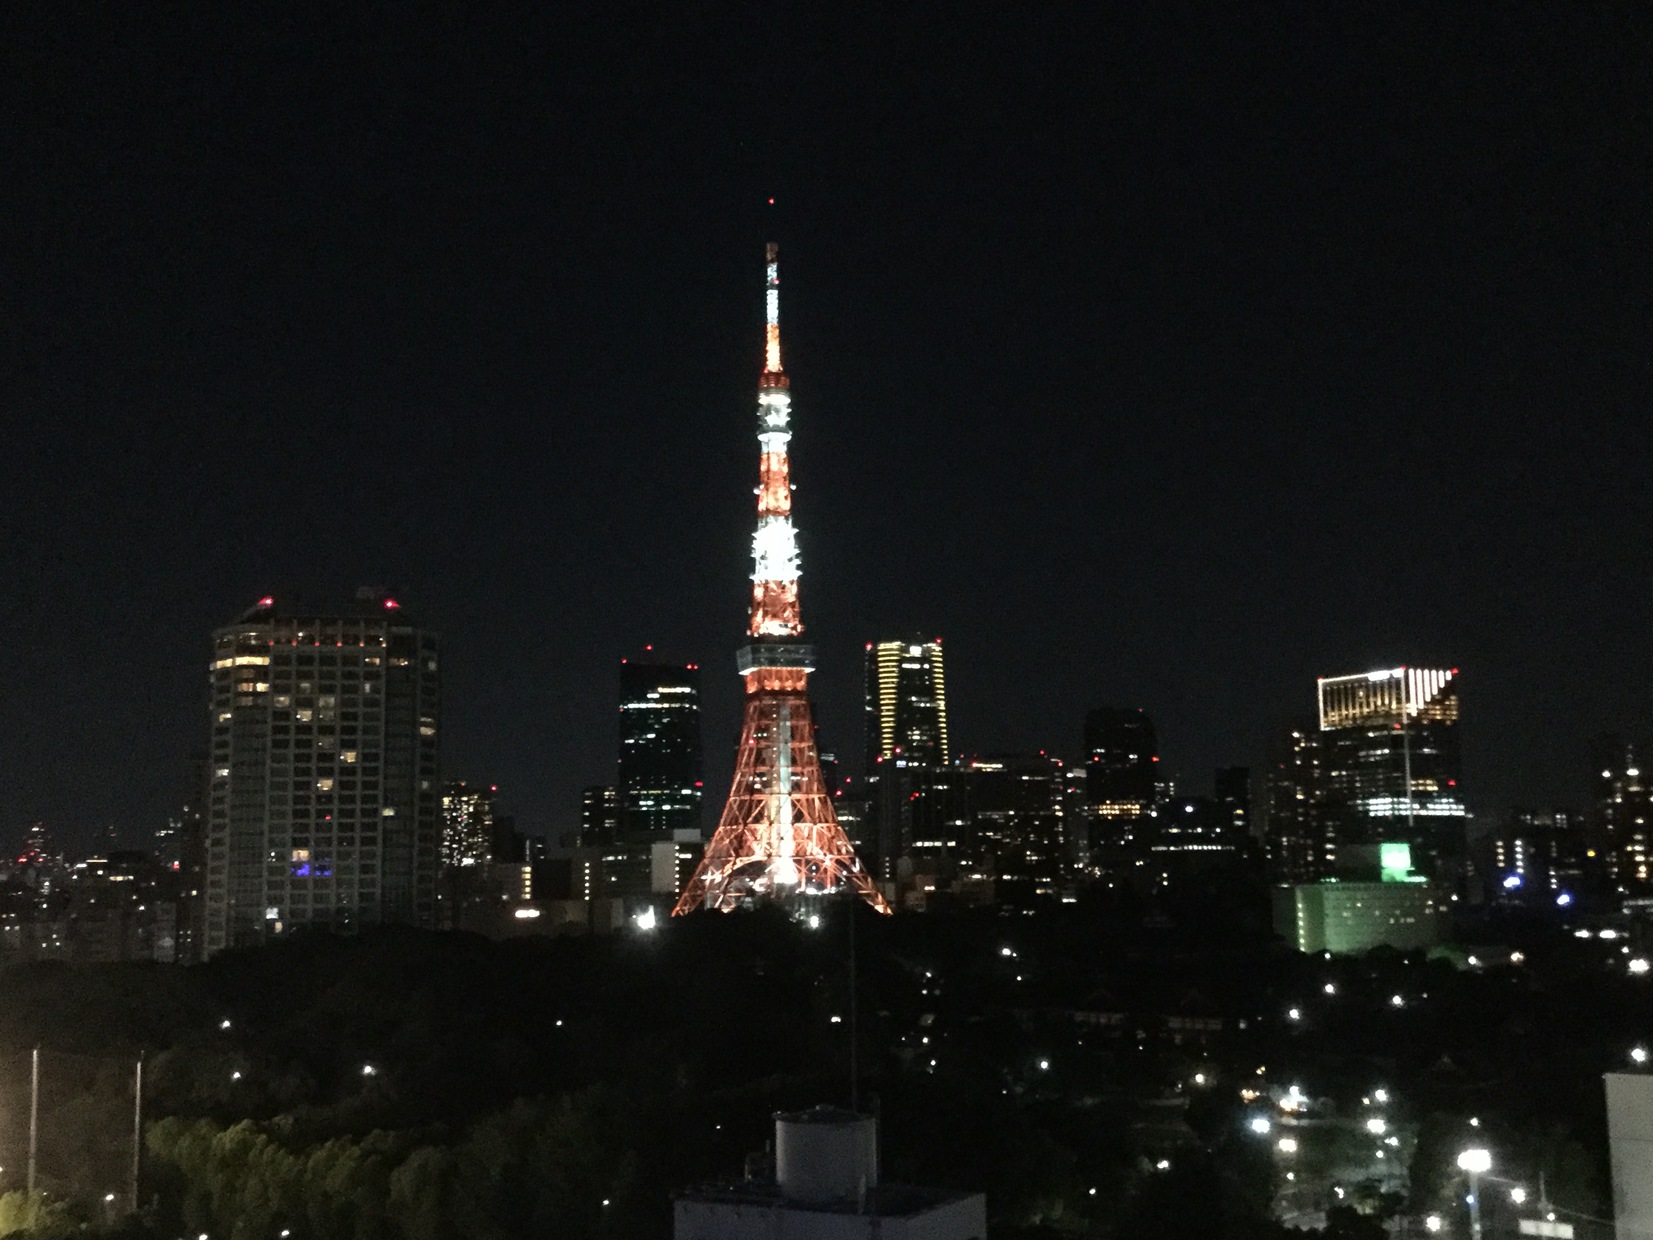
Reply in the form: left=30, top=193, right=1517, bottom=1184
left=0, top=886, right=1632, bottom=1238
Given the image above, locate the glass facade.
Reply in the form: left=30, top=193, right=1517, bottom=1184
left=617, top=661, right=703, bottom=840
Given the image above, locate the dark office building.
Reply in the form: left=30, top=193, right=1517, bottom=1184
left=616, top=660, right=704, bottom=840
left=1083, top=707, right=1158, bottom=851
left=202, top=591, right=440, bottom=958
left=1215, top=766, right=1251, bottom=837
left=580, top=784, right=620, bottom=849
left=959, top=753, right=1067, bottom=906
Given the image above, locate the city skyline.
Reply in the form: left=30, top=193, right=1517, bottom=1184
left=7, top=7, right=1650, bottom=854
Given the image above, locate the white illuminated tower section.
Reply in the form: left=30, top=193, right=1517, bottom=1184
left=674, top=245, right=890, bottom=915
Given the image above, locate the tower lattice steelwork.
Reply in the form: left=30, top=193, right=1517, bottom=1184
left=673, top=245, right=890, bottom=915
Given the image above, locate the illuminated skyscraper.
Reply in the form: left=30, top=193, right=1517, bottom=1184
left=202, top=591, right=440, bottom=958
left=1317, top=667, right=1465, bottom=881
left=617, top=660, right=704, bottom=839
left=864, top=639, right=950, bottom=768
left=441, top=781, right=495, bottom=868
left=673, top=245, right=887, bottom=915
left=863, top=638, right=952, bottom=882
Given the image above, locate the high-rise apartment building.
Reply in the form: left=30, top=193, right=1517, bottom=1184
left=864, top=639, right=950, bottom=769
left=202, top=592, right=440, bottom=958
left=1083, top=707, right=1158, bottom=849
left=1489, top=808, right=1586, bottom=897
left=1317, top=667, right=1465, bottom=882
left=617, top=660, right=704, bottom=840
left=1593, top=735, right=1653, bottom=887
left=1263, top=722, right=1327, bottom=884
left=440, top=781, right=495, bottom=869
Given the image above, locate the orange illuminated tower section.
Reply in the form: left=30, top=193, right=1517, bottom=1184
left=673, top=245, right=891, bottom=915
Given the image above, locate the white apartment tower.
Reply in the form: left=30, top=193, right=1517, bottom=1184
left=202, top=591, right=440, bottom=957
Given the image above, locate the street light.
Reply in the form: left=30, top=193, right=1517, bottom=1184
left=1458, top=1148, right=1492, bottom=1240
left=1249, top=1117, right=1271, bottom=1135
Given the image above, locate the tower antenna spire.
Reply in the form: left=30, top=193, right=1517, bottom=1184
left=673, top=245, right=890, bottom=916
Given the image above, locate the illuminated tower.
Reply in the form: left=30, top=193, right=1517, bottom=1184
left=673, top=245, right=890, bottom=915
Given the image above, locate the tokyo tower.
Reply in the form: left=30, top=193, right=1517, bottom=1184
left=672, top=245, right=891, bottom=916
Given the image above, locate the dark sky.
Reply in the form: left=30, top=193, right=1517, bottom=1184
left=4, top=4, right=1650, bottom=853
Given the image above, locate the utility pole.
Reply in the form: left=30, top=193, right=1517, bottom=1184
left=848, top=892, right=859, bottom=1113
left=129, top=1053, right=143, bottom=1214
left=27, top=1046, right=39, bottom=1195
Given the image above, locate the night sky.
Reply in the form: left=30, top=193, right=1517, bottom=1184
left=5, top=5, right=1650, bottom=853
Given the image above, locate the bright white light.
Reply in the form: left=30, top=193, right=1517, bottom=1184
left=1425, top=1216, right=1442, bottom=1233
left=1000, top=946, right=1014, bottom=957
left=1277, top=1137, right=1297, bottom=1153
left=1286, top=1171, right=1295, bottom=1181
left=1556, top=892, right=1574, bottom=907
left=1323, top=983, right=1336, bottom=995
left=752, top=517, right=800, bottom=582
left=361, top=1064, right=376, bottom=1077
left=830, top=1015, right=842, bottom=1024
left=807, top=915, right=820, bottom=929
left=513, top=907, right=541, bottom=920
left=1374, top=1088, right=1390, bottom=1104
left=1287, top=1007, right=1301, bottom=1021
left=1193, top=1073, right=1206, bottom=1085
left=230, top=1071, right=242, bottom=1081
left=1600, top=929, right=1620, bottom=940
left=634, top=907, right=658, bottom=932
left=1249, top=1117, right=1271, bottom=1135
left=1366, top=1118, right=1386, bottom=1134
left=1633, top=1046, right=1648, bottom=1064
left=1457, top=1148, right=1492, bottom=1174
left=1468, top=955, right=1481, bottom=965
left=1038, top=1059, right=1050, bottom=1071
left=1511, top=1187, right=1527, bottom=1204
left=1469, top=1116, right=1481, bottom=1127
left=1334, top=1186, right=1345, bottom=1199
left=219, top=1019, right=232, bottom=1031
left=1631, top=958, right=1650, bottom=975
left=1155, top=1159, right=1171, bottom=1171
left=1390, top=995, right=1405, bottom=1008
